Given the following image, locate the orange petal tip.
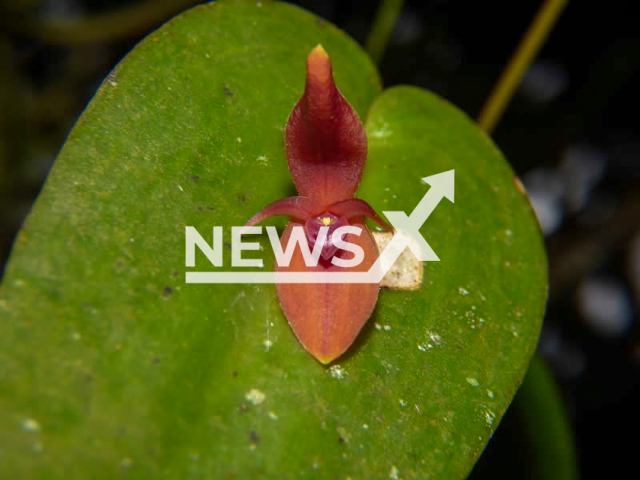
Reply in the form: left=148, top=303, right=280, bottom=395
left=306, top=44, right=332, bottom=85
left=311, top=44, right=328, bottom=57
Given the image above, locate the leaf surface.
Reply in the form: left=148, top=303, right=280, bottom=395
left=0, top=1, right=547, bottom=478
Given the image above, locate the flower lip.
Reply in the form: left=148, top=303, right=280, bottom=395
left=305, top=212, right=348, bottom=261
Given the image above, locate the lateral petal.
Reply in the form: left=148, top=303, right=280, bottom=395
left=244, top=196, right=315, bottom=227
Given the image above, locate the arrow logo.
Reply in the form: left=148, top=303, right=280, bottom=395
left=369, top=170, right=455, bottom=282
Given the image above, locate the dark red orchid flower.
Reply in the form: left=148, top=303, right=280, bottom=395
left=246, top=45, right=391, bottom=364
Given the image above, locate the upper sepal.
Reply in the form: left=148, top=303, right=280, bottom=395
left=285, top=45, right=367, bottom=206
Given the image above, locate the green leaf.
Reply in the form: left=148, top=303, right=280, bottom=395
left=512, top=355, right=579, bottom=480
left=0, top=1, right=547, bottom=479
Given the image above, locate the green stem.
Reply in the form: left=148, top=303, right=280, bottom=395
left=514, top=354, right=579, bottom=480
left=365, top=0, right=405, bottom=65
left=477, top=0, right=569, bottom=133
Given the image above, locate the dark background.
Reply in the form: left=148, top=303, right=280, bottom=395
left=1, top=1, right=638, bottom=478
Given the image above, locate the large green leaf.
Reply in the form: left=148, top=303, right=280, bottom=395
left=0, top=1, right=547, bottom=478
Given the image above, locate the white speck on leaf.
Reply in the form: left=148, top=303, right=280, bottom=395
left=459, top=287, right=469, bottom=295
left=390, top=465, right=401, bottom=480
left=466, top=377, right=480, bottom=387
left=245, top=389, right=266, bottom=405
left=370, top=121, right=392, bottom=139
left=510, top=324, right=520, bottom=338
left=483, top=408, right=496, bottom=427
left=328, top=365, right=347, bottom=379
left=418, top=330, right=442, bottom=351
left=21, top=418, right=40, bottom=433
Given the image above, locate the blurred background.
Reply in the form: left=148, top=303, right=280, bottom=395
left=1, top=0, right=638, bottom=478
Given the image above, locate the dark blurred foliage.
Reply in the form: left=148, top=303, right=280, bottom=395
left=0, top=1, right=638, bottom=478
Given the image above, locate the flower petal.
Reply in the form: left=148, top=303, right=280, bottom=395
left=244, top=196, right=315, bottom=227
left=328, top=198, right=394, bottom=232
left=275, top=220, right=380, bottom=364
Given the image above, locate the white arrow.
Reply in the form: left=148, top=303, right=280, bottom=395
left=407, top=170, right=455, bottom=224
left=368, top=170, right=455, bottom=282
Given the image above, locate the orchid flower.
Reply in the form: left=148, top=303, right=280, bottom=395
left=246, top=45, right=392, bottom=363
